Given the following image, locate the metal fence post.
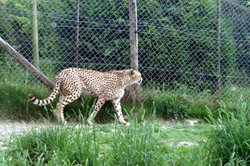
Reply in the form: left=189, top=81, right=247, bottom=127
left=30, top=0, right=39, bottom=68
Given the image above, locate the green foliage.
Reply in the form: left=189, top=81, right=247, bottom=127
left=0, top=82, right=208, bottom=122
left=207, top=101, right=250, bottom=165
left=1, top=80, right=249, bottom=165
left=138, top=0, right=237, bottom=90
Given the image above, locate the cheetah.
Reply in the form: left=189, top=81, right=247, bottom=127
left=28, top=68, right=142, bottom=125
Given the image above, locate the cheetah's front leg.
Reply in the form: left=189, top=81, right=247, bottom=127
left=112, top=99, right=130, bottom=126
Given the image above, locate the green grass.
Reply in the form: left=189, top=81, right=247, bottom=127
left=207, top=101, right=250, bottom=165
left=0, top=122, right=212, bottom=165
left=0, top=82, right=55, bottom=121
left=142, top=84, right=250, bottom=120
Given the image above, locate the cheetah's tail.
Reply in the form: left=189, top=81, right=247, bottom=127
left=28, top=80, right=61, bottom=106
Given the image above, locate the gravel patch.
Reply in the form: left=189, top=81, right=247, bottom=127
left=0, top=120, right=46, bottom=150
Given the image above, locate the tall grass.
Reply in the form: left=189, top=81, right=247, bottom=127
left=207, top=101, right=250, bottom=165
left=142, top=85, right=250, bottom=120
left=1, top=124, right=168, bottom=165
left=0, top=123, right=215, bottom=165
left=2, top=126, right=100, bottom=165
left=142, top=86, right=215, bottom=120
left=109, top=124, right=165, bottom=165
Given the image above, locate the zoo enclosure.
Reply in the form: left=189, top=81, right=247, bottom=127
left=0, top=0, right=249, bottom=96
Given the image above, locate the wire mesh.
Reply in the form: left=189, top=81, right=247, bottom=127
left=0, top=0, right=249, bottom=96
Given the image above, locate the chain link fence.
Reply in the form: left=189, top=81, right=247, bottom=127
left=0, top=0, right=249, bottom=96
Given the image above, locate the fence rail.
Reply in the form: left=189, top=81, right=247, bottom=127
left=0, top=0, right=249, bottom=96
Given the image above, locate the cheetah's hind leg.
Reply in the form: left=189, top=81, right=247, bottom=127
left=86, top=97, right=106, bottom=125
left=55, top=92, right=81, bottom=125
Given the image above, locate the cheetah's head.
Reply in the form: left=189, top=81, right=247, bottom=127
left=127, top=69, right=143, bottom=85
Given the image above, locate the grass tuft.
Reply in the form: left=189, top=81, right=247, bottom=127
left=0, top=122, right=216, bottom=165
left=1, top=124, right=169, bottom=165
left=3, top=125, right=100, bottom=165
left=207, top=101, right=250, bottom=165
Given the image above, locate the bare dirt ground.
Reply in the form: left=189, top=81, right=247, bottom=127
left=0, top=120, right=46, bottom=150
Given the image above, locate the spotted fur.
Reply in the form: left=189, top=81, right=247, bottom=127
left=29, top=67, right=142, bottom=125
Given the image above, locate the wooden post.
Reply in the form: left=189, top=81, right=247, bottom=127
left=123, top=0, right=141, bottom=105
left=129, top=0, right=138, bottom=70
left=216, top=0, right=222, bottom=98
left=30, top=0, right=39, bottom=68
left=0, top=37, right=54, bottom=90
left=75, top=0, right=80, bottom=66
